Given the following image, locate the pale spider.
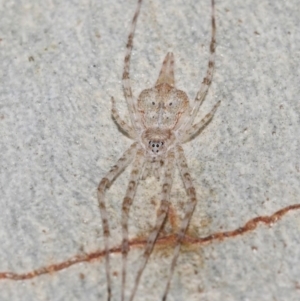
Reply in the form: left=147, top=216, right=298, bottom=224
left=97, top=0, right=220, bottom=300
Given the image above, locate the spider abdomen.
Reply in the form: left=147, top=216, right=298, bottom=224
left=137, top=83, right=189, bottom=130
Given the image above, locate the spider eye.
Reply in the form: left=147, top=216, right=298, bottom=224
left=152, top=102, right=155, bottom=105
left=169, top=102, right=173, bottom=106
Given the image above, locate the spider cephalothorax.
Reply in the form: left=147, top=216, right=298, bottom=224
left=97, top=0, right=219, bottom=300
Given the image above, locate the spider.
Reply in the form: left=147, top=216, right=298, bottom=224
left=97, top=0, right=220, bottom=300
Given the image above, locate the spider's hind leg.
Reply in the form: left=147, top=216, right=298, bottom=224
left=179, top=0, right=216, bottom=135
left=122, top=0, right=143, bottom=131
left=181, top=100, right=220, bottom=142
left=111, top=96, right=136, bottom=139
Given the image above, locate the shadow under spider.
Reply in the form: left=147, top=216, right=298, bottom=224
left=0, top=203, right=299, bottom=281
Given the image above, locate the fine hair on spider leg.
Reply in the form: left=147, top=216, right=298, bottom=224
left=97, top=0, right=219, bottom=300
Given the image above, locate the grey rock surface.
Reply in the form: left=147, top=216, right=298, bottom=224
left=0, top=0, right=299, bottom=300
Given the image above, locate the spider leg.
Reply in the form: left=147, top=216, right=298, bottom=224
left=121, top=148, right=145, bottom=301
left=111, top=97, right=136, bottom=139
left=179, top=0, right=216, bottom=135
left=122, top=0, right=143, bottom=132
left=162, top=145, right=198, bottom=301
left=181, top=100, right=220, bottom=142
left=97, top=142, right=138, bottom=301
left=129, top=150, right=175, bottom=301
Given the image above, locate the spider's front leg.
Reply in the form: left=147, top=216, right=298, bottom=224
left=97, top=142, right=138, bottom=301
left=129, top=150, right=175, bottom=301
left=121, top=148, right=145, bottom=301
left=162, top=145, right=198, bottom=300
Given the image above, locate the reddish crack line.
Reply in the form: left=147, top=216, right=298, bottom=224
left=0, top=203, right=299, bottom=281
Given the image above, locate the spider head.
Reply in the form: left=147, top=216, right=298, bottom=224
left=141, top=128, right=175, bottom=157
left=148, top=140, right=164, bottom=154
